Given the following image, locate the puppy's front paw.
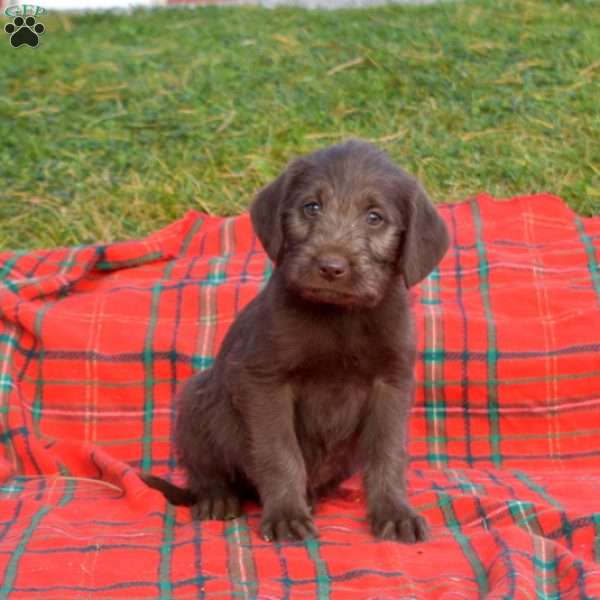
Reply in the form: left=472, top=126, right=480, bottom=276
left=370, top=504, right=429, bottom=543
left=260, top=513, right=319, bottom=542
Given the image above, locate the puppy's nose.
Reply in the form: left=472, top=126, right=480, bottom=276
left=317, top=255, right=349, bottom=281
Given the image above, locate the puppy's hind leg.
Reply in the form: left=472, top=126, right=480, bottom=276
left=186, top=469, right=243, bottom=521
left=175, top=372, right=245, bottom=521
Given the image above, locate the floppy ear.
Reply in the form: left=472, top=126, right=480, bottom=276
left=250, top=173, right=286, bottom=262
left=399, top=183, right=449, bottom=288
left=250, top=158, right=310, bottom=263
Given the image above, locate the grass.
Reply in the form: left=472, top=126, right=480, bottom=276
left=0, top=0, right=598, bottom=250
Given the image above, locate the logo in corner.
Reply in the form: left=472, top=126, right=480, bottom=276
left=4, top=5, right=46, bottom=48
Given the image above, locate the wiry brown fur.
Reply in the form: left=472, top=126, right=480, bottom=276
left=140, top=139, right=449, bottom=542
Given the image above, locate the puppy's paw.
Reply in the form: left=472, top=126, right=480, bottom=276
left=192, top=494, right=241, bottom=520
left=260, top=514, right=319, bottom=542
left=370, top=504, right=429, bottom=543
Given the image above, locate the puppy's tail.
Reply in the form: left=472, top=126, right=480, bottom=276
left=139, top=472, right=196, bottom=506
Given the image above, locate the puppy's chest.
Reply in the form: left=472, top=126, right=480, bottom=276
left=283, top=312, right=395, bottom=377
left=287, top=324, right=385, bottom=444
left=292, top=374, right=368, bottom=450
left=280, top=312, right=400, bottom=444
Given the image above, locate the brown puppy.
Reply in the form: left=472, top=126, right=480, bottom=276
left=141, top=139, right=449, bottom=543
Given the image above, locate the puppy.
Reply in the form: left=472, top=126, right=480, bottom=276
left=141, top=139, right=449, bottom=543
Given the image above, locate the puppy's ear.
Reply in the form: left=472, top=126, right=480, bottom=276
left=250, top=158, right=310, bottom=263
left=399, top=182, right=449, bottom=288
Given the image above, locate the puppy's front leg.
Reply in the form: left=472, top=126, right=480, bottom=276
left=361, top=378, right=430, bottom=543
left=242, top=382, right=317, bottom=542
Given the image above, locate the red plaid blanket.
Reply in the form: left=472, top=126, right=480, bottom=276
left=0, top=193, right=599, bottom=598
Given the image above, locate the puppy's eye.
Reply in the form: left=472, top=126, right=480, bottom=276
left=367, top=210, right=384, bottom=226
left=303, top=201, right=321, bottom=218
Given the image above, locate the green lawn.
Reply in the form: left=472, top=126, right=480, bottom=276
left=1, top=0, right=598, bottom=250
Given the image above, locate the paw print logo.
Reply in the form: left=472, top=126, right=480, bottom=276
left=5, top=16, right=45, bottom=48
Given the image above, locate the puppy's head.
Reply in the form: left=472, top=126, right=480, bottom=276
left=251, top=139, right=449, bottom=308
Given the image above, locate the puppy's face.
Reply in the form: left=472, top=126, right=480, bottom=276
left=251, top=140, right=449, bottom=308
left=278, top=152, right=405, bottom=308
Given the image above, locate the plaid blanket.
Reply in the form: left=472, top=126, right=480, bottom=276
left=0, top=193, right=599, bottom=599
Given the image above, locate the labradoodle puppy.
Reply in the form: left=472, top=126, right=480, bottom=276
left=141, top=139, right=449, bottom=543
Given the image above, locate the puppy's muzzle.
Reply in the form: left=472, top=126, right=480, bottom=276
left=294, top=253, right=361, bottom=307
left=317, top=254, right=349, bottom=283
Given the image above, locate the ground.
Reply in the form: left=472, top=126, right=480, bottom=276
left=0, top=0, right=598, bottom=249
